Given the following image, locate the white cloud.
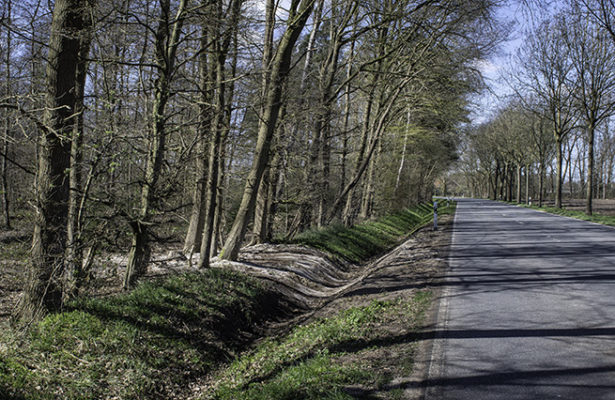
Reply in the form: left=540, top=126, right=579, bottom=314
left=473, top=59, right=501, bottom=78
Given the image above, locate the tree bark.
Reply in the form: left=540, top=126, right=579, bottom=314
left=342, top=91, right=374, bottom=226
left=251, top=0, right=279, bottom=243
left=1, top=0, right=11, bottom=229
left=65, top=26, right=92, bottom=298
left=184, top=12, right=213, bottom=255
left=539, top=163, right=544, bottom=207
left=198, top=0, right=242, bottom=268
left=525, top=164, right=530, bottom=204
left=516, top=163, right=522, bottom=203
left=19, top=0, right=94, bottom=322
left=555, top=136, right=563, bottom=208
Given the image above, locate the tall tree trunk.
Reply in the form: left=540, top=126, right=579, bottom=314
left=251, top=0, right=277, bottom=244
left=502, top=163, right=508, bottom=201
left=19, top=0, right=94, bottom=322
left=359, top=135, right=381, bottom=219
left=508, top=166, right=514, bottom=202
left=516, top=163, right=522, bottom=203
left=292, top=0, right=327, bottom=232
left=220, top=0, right=315, bottom=261
left=525, top=164, right=530, bottom=204
left=198, top=1, right=239, bottom=268
left=342, top=93, right=374, bottom=226
left=555, top=136, right=563, bottom=208
left=211, top=30, right=239, bottom=256
left=330, top=77, right=408, bottom=225
left=124, top=0, right=187, bottom=288
left=492, top=160, right=499, bottom=200
left=539, top=163, right=544, bottom=207
left=336, top=15, right=356, bottom=220
left=198, top=62, right=225, bottom=268
left=566, top=138, right=575, bottom=198
left=317, top=122, right=331, bottom=227
left=65, top=28, right=92, bottom=298
left=1, top=0, right=11, bottom=229
left=394, top=112, right=410, bottom=197
left=184, top=14, right=213, bottom=255
left=586, top=124, right=595, bottom=215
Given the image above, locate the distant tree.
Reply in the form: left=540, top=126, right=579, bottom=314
left=564, top=9, right=615, bottom=215
left=512, top=15, right=577, bottom=208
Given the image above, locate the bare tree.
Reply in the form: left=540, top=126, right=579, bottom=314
left=513, top=15, right=577, bottom=208
left=564, top=10, right=615, bottom=215
left=123, top=0, right=188, bottom=289
left=197, top=0, right=244, bottom=268
left=219, top=0, right=316, bottom=261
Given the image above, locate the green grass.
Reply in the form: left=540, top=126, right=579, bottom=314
left=208, top=291, right=433, bottom=400
left=0, top=269, right=282, bottom=400
left=289, top=202, right=453, bottom=263
left=0, top=203, right=454, bottom=399
left=519, top=203, right=615, bottom=226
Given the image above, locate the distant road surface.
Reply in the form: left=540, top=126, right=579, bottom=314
left=425, top=198, right=615, bottom=400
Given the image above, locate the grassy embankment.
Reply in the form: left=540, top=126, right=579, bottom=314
left=518, top=203, right=615, bottom=226
left=0, top=201, right=454, bottom=400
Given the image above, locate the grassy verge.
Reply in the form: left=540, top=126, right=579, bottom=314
left=289, top=202, right=453, bottom=263
left=0, top=202, right=452, bottom=399
left=0, top=269, right=284, bottom=400
left=518, top=203, right=615, bottom=226
left=208, top=291, right=433, bottom=400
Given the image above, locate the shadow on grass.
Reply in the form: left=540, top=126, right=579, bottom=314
left=2, top=269, right=294, bottom=400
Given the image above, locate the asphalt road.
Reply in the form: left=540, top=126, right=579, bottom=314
left=425, top=199, right=615, bottom=400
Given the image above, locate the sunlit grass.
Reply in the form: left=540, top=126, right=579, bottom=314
left=209, top=292, right=433, bottom=400
left=290, top=202, right=453, bottom=263
left=0, top=202, right=454, bottom=399
left=519, top=203, right=615, bottom=226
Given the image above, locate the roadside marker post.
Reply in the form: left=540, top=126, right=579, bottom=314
left=433, top=201, right=438, bottom=231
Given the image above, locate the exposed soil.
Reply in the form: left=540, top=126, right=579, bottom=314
left=183, top=215, right=454, bottom=399
left=310, top=215, right=453, bottom=399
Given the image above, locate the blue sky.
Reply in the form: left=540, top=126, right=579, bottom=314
left=470, top=1, right=530, bottom=123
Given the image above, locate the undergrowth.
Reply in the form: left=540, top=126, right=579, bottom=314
left=289, top=202, right=452, bottom=263
left=0, top=269, right=281, bottom=400
left=0, top=202, right=451, bottom=399
left=208, top=291, right=433, bottom=400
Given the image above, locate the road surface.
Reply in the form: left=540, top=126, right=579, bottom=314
left=425, top=199, right=615, bottom=399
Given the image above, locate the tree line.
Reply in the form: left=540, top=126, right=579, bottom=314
left=0, top=0, right=499, bottom=321
left=456, top=0, right=615, bottom=212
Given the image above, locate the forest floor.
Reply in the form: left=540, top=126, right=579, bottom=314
left=0, top=210, right=453, bottom=399
left=190, top=215, right=454, bottom=399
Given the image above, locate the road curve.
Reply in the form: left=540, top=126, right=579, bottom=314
left=425, top=198, right=615, bottom=400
